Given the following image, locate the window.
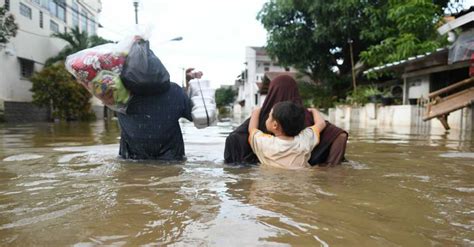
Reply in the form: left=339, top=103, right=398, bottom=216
left=264, top=66, right=269, bottom=72
left=57, top=2, right=65, bottom=22
left=5, top=0, right=10, bottom=11
left=90, top=17, right=96, bottom=35
left=57, top=6, right=65, bottom=22
left=39, top=11, right=43, bottom=28
left=49, top=0, right=57, bottom=16
left=48, top=0, right=66, bottom=22
left=255, top=94, right=258, bottom=105
left=19, top=58, right=35, bottom=78
left=40, top=0, right=48, bottom=9
left=72, top=1, right=79, bottom=27
left=20, top=3, right=32, bottom=19
left=81, top=10, right=88, bottom=33
left=50, top=20, right=59, bottom=32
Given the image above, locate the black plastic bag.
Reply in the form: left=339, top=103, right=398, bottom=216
left=121, top=40, right=170, bottom=95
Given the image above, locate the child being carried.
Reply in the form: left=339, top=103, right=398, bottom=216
left=248, top=101, right=326, bottom=169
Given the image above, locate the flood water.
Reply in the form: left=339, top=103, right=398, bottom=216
left=0, top=119, right=473, bottom=246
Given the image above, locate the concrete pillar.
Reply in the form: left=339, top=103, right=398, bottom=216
left=403, top=77, right=408, bottom=105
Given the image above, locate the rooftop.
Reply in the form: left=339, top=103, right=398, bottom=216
left=363, top=48, right=449, bottom=75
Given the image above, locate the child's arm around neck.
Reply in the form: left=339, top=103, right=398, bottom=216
left=248, top=107, right=261, bottom=133
left=308, top=108, right=327, bottom=132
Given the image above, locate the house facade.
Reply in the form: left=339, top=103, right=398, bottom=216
left=234, top=47, right=296, bottom=117
left=346, top=7, right=474, bottom=131
left=0, top=0, right=101, bottom=122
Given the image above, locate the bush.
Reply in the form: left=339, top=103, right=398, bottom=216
left=30, top=64, right=95, bottom=121
left=298, top=82, right=337, bottom=109
left=218, top=106, right=232, bottom=115
left=215, top=87, right=237, bottom=108
left=345, top=85, right=383, bottom=106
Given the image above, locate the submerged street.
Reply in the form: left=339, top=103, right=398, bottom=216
left=0, top=120, right=472, bottom=246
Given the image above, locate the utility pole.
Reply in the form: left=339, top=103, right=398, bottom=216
left=133, top=0, right=139, bottom=24
left=348, top=39, right=357, bottom=91
left=181, top=67, right=186, bottom=88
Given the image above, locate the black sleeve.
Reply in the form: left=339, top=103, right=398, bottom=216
left=182, top=87, right=193, bottom=122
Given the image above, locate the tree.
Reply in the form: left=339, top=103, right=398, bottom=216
left=257, top=0, right=379, bottom=97
left=215, top=87, right=237, bottom=108
left=30, top=64, right=95, bottom=121
left=257, top=0, right=462, bottom=95
left=360, top=0, right=459, bottom=71
left=45, top=27, right=111, bottom=66
left=32, top=28, right=111, bottom=121
left=0, top=6, right=18, bottom=44
left=298, top=82, right=336, bottom=109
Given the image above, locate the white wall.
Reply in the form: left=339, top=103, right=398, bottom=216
left=0, top=0, right=101, bottom=104
left=330, top=105, right=472, bottom=131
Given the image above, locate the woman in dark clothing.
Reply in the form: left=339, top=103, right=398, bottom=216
left=224, top=75, right=348, bottom=166
left=118, top=82, right=193, bottom=160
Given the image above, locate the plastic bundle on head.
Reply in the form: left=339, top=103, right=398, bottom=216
left=64, top=26, right=159, bottom=113
left=65, top=41, right=132, bottom=113
left=188, top=78, right=217, bottom=129
left=120, top=39, right=170, bottom=96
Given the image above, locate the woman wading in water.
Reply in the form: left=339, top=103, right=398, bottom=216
left=224, top=74, right=348, bottom=166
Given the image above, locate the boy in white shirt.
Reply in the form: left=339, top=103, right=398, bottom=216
left=248, top=101, right=327, bottom=169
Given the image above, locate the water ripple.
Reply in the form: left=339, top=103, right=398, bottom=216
left=0, top=204, right=83, bottom=230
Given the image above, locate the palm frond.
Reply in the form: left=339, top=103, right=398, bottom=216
left=46, top=26, right=111, bottom=66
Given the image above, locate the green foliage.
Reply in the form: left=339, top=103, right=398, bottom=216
left=45, top=27, right=112, bottom=66
left=215, top=87, right=237, bottom=108
left=257, top=0, right=379, bottom=95
left=31, top=27, right=111, bottom=121
left=345, top=86, right=383, bottom=106
left=218, top=106, right=232, bottom=116
left=298, top=82, right=336, bottom=109
left=30, top=64, right=95, bottom=121
left=257, top=0, right=460, bottom=97
left=359, top=0, right=455, bottom=73
left=0, top=6, right=18, bottom=44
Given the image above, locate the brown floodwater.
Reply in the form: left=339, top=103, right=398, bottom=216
left=0, top=119, right=473, bottom=246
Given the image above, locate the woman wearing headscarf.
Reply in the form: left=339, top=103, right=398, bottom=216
left=224, top=74, right=348, bottom=166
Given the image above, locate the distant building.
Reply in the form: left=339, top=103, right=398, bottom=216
left=0, top=0, right=102, bottom=122
left=234, top=47, right=297, bottom=116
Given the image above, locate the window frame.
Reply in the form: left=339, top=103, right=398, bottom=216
left=72, top=0, right=79, bottom=27
left=18, top=58, right=35, bottom=79
left=50, top=19, right=59, bottom=32
left=81, top=9, right=88, bottom=33
left=39, top=11, right=43, bottom=28
left=49, top=0, right=66, bottom=23
left=19, top=2, right=32, bottom=19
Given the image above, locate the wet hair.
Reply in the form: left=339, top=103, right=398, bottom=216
left=271, top=101, right=305, bottom=137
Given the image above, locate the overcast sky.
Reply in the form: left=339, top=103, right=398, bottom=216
left=98, top=0, right=268, bottom=88
left=98, top=0, right=474, bottom=88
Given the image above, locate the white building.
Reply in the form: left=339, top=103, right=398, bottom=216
left=0, top=0, right=101, bottom=122
left=234, top=46, right=296, bottom=117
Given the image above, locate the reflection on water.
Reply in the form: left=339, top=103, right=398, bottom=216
left=0, top=120, right=473, bottom=246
